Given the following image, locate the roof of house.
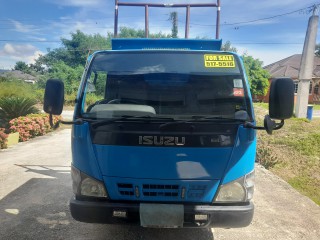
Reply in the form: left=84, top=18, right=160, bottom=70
left=264, top=54, right=320, bottom=79
left=0, top=70, right=36, bottom=81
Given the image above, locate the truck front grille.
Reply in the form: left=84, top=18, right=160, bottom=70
left=142, top=184, right=179, bottom=198
left=114, top=180, right=214, bottom=202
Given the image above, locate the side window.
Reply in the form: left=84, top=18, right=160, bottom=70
left=84, top=72, right=107, bottom=112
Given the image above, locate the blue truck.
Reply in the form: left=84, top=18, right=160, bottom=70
left=43, top=38, right=294, bottom=228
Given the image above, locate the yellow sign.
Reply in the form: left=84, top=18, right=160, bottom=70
left=204, top=54, right=235, bottom=68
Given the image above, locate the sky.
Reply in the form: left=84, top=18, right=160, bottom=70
left=0, top=0, right=320, bottom=69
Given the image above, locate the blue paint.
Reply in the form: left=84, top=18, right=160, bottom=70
left=72, top=123, right=103, bottom=180
left=93, top=145, right=233, bottom=180
left=112, top=38, right=222, bottom=51
left=221, top=127, right=256, bottom=184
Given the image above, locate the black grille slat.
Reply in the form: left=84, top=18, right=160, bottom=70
left=119, top=191, right=134, bottom=196
left=118, top=183, right=133, bottom=188
left=142, top=184, right=180, bottom=198
left=118, top=183, right=134, bottom=196
left=143, top=184, right=179, bottom=189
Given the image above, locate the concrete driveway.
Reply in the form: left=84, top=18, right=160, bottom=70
left=0, top=129, right=319, bottom=240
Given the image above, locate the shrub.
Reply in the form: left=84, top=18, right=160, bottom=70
left=0, top=128, right=8, bottom=149
left=64, top=93, right=77, bottom=106
left=0, top=81, right=36, bottom=99
left=256, top=146, right=279, bottom=169
left=85, top=93, right=101, bottom=106
left=34, top=89, right=45, bottom=104
left=9, top=114, right=61, bottom=142
left=0, top=97, right=39, bottom=128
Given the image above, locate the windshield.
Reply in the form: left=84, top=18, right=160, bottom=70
left=81, top=51, right=251, bottom=121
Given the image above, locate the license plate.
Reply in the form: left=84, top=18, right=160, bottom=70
left=140, top=203, right=184, bottom=228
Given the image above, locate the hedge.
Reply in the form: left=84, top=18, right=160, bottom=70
left=9, top=114, right=61, bottom=142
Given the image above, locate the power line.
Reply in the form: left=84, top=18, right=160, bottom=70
left=186, top=3, right=318, bottom=27
left=0, top=40, right=60, bottom=43
left=0, top=4, right=315, bottom=30
left=231, top=42, right=304, bottom=45
left=0, top=15, right=151, bottom=23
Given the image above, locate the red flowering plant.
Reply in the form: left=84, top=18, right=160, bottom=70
left=9, top=114, right=62, bottom=142
left=0, top=128, right=8, bottom=149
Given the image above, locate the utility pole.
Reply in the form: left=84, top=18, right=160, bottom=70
left=295, top=5, right=319, bottom=118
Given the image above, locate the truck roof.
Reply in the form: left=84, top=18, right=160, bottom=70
left=111, top=38, right=222, bottom=51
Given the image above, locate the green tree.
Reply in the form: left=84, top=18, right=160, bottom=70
left=35, top=30, right=112, bottom=69
left=48, top=61, right=84, bottom=95
left=61, top=30, right=111, bottom=67
left=118, top=26, right=171, bottom=39
left=118, top=27, right=145, bottom=38
left=221, top=41, right=238, bottom=52
left=243, top=55, right=270, bottom=96
left=14, top=61, right=30, bottom=73
left=33, top=28, right=172, bottom=73
left=169, top=12, right=178, bottom=38
left=220, top=41, right=269, bottom=96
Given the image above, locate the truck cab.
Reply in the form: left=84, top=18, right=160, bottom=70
left=44, top=38, right=294, bottom=228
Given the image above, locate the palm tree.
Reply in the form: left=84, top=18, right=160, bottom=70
left=0, top=97, right=39, bottom=128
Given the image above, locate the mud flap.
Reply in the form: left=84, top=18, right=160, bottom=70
left=140, top=204, right=184, bottom=228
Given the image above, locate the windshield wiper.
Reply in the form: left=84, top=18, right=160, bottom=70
left=190, top=116, right=247, bottom=122
left=91, top=115, right=174, bottom=128
left=159, top=116, right=246, bottom=130
left=159, top=120, right=195, bottom=130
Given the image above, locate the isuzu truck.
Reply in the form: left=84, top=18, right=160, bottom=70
left=43, top=37, right=294, bottom=228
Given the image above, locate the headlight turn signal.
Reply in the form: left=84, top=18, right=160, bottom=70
left=71, top=165, right=108, bottom=198
left=214, top=170, right=255, bottom=203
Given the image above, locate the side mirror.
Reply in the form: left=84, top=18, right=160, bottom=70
left=244, top=78, right=294, bottom=135
left=269, top=78, right=294, bottom=120
left=43, top=79, right=64, bottom=115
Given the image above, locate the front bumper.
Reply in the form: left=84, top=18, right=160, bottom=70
left=70, top=198, right=254, bottom=228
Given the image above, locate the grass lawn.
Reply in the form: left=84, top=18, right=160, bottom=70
left=254, top=103, right=320, bottom=205
left=312, top=104, right=320, bottom=110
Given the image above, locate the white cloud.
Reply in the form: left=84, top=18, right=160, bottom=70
left=49, top=0, right=105, bottom=7
left=11, top=20, right=37, bottom=33
left=0, top=44, right=44, bottom=67
left=28, top=36, right=48, bottom=42
left=49, top=19, right=113, bottom=40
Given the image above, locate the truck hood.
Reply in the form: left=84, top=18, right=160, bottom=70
left=94, top=145, right=232, bottom=180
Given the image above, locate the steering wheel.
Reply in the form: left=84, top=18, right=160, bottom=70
left=107, top=99, right=139, bottom=104
left=87, top=98, right=139, bottom=112
left=86, top=99, right=109, bottom=112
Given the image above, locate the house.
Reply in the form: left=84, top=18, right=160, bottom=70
left=262, top=54, right=320, bottom=104
left=0, top=70, right=37, bottom=84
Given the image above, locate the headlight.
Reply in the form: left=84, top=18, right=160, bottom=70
left=214, top=170, right=255, bottom=203
left=71, top=165, right=108, bottom=198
